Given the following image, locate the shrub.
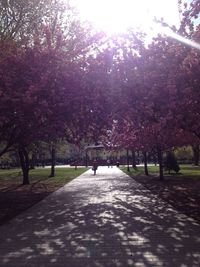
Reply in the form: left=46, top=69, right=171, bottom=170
left=165, top=151, right=180, bottom=174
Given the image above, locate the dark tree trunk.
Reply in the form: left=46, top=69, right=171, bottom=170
left=85, top=151, right=88, bottom=167
left=157, top=147, right=164, bottom=181
left=18, top=146, right=30, bottom=185
left=143, top=151, right=149, bottom=176
left=153, top=152, right=157, bottom=166
left=127, top=149, right=130, bottom=172
left=49, top=143, right=56, bottom=177
left=30, top=152, right=36, bottom=169
left=192, top=145, right=199, bottom=166
left=132, top=150, right=137, bottom=169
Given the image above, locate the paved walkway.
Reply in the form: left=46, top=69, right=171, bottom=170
left=0, top=167, right=200, bottom=267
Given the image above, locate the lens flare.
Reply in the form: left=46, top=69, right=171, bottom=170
left=164, top=28, right=200, bottom=50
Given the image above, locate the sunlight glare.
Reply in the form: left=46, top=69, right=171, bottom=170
left=163, top=28, right=200, bottom=50
left=72, top=0, right=180, bottom=34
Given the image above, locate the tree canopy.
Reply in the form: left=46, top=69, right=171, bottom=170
left=0, top=0, right=200, bottom=182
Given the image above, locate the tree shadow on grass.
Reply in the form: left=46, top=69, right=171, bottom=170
left=0, top=190, right=49, bottom=225
left=128, top=172, right=200, bottom=224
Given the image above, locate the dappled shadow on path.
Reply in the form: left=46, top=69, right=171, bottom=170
left=0, top=168, right=200, bottom=267
left=130, top=173, right=200, bottom=223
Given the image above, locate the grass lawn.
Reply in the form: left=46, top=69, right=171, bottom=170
left=0, top=167, right=87, bottom=225
left=123, top=164, right=200, bottom=177
left=121, top=164, right=200, bottom=223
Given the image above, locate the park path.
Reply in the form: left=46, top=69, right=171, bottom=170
left=0, top=166, right=200, bottom=267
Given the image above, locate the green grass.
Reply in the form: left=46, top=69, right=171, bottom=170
left=121, top=164, right=200, bottom=178
left=0, top=167, right=88, bottom=225
left=178, top=165, right=200, bottom=177
left=0, top=167, right=88, bottom=187
left=121, top=165, right=158, bottom=177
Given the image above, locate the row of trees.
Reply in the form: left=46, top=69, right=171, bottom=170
left=103, top=2, right=200, bottom=179
left=109, top=29, right=200, bottom=179
left=0, top=0, right=105, bottom=183
left=0, top=0, right=200, bottom=183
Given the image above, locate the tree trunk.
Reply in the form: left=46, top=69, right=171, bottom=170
left=49, top=143, right=56, bottom=177
left=127, top=149, right=130, bottom=172
left=132, top=150, right=137, bottom=169
left=85, top=151, right=88, bottom=167
left=143, top=151, right=149, bottom=176
left=153, top=152, right=157, bottom=166
left=192, top=145, right=199, bottom=166
left=18, top=146, right=30, bottom=185
left=157, top=147, right=164, bottom=181
left=30, top=152, right=36, bottom=169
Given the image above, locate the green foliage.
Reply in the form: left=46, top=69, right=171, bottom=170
left=165, top=152, right=180, bottom=173
left=0, top=153, right=12, bottom=166
left=174, top=146, right=193, bottom=163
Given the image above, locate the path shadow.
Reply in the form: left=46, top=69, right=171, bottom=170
left=0, top=171, right=200, bottom=267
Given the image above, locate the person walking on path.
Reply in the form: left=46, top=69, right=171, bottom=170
left=107, top=159, right=111, bottom=168
left=92, top=159, right=98, bottom=175
left=110, top=159, right=113, bottom=168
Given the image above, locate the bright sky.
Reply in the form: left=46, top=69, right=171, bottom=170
left=72, top=0, right=180, bottom=34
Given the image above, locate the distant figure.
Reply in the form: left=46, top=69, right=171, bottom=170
left=107, top=159, right=111, bottom=168
left=110, top=159, right=113, bottom=168
left=116, top=161, right=120, bottom=167
left=92, top=160, right=98, bottom=175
